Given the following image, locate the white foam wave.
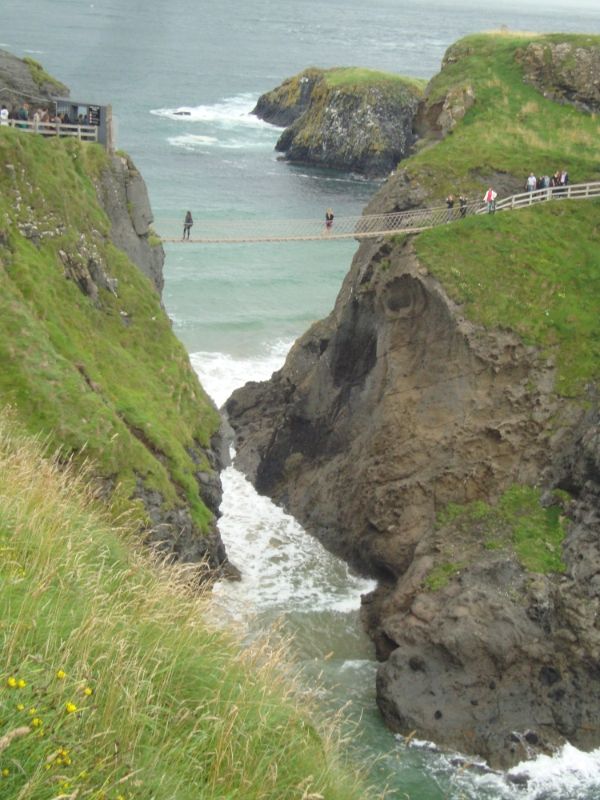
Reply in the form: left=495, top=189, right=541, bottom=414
left=501, top=743, right=600, bottom=799
left=190, top=343, right=374, bottom=618
left=443, top=741, right=600, bottom=800
left=190, top=340, right=290, bottom=407
left=167, top=133, right=273, bottom=151
left=151, top=93, right=271, bottom=129
left=167, top=133, right=219, bottom=151
left=212, top=466, right=374, bottom=617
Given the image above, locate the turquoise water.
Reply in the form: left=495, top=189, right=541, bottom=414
left=4, top=2, right=600, bottom=796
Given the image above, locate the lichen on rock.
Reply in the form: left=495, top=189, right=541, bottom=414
left=254, top=67, right=425, bottom=177
left=516, top=38, right=600, bottom=113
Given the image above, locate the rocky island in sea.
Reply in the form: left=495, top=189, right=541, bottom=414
left=226, top=31, right=600, bottom=769
left=253, top=66, right=425, bottom=176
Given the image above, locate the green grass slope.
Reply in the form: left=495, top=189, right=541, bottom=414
left=375, top=34, right=600, bottom=570
left=0, top=411, right=375, bottom=799
left=414, top=198, right=600, bottom=397
left=407, top=32, right=600, bottom=198
left=0, top=129, right=220, bottom=534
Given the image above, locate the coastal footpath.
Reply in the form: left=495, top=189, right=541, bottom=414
left=0, top=51, right=376, bottom=799
left=253, top=66, right=425, bottom=176
left=227, top=32, right=600, bottom=769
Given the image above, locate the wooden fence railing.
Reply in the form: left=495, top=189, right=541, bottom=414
left=491, top=181, right=600, bottom=212
left=5, top=118, right=98, bottom=142
left=156, top=181, right=600, bottom=244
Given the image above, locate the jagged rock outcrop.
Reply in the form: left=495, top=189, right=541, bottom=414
left=413, top=83, right=476, bottom=140
left=96, top=153, right=165, bottom=294
left=252, top=68, right=323, bottom=127
left=516, top=40, right=600, bottom=113
left=226, top=234, right=600, bottom=766
left=254, top=68, right=424, bottom=177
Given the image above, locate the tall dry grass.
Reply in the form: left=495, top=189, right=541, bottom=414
left=0, top=409, right=378, bottom=800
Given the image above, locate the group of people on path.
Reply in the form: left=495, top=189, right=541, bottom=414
left=448, top=188, right=497, bottom=216
left=526, top=169, right=569, bottom=192
left=445, top=194, right=470, bottom=220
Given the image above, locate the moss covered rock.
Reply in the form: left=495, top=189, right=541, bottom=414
left=254, top=67, right=425, bottom=177
left=516, top=37, right=600, bottom=113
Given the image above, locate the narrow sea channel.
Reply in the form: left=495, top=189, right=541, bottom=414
left=192, top=350, right=600, bottom=800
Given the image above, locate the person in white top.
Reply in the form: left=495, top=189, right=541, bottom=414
left=526, top=172, right=537, bottom=192
left=483, top=187, right=497, bottom=214
left=0, top=105, right=9, bottom=126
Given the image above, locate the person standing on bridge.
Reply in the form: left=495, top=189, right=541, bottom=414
left=325, top=208, right=334, bottom=232
left=484, top=187, right=497, bottom=214
left=183, top=210, right=193, bottom=240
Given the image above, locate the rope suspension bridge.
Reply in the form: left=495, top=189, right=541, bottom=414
left=157, top=182, right=600, bottom=245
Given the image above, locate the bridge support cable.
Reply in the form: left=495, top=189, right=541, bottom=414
left=156, top=182, right=600, bottom=244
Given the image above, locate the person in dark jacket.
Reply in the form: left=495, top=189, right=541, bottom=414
left=325, top=208, right=334, bottom=231
left=183, top=210, right=193, bottom=240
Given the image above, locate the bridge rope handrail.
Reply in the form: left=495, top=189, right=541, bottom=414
left=156, top=181, right=600, bottom=244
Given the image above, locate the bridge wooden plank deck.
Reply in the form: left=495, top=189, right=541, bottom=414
left=157, top=182, right=600, bottom=244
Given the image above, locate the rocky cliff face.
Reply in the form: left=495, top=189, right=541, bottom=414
left=252, top=68, right=323, bottom=127
left=0, top=48, right=68, bottom=109
left=254, top=68, right=424, bottom=177
left=97, top=153, right=165, bottom=295
left=516, top=39, right=600, bottom=113
left=226, top=230, right=600, bottom=766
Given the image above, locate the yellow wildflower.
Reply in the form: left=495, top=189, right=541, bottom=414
left=28, top=707, right=37, bottom=715
left=83, top=686, right=93, bottom=696
left=6, top=677, right=17, bottom=688
left=17, top=679, right=26, bottom=688
left=16, top=703, right=25, bottom=711
left=65, top=702, right=78, bottom=714
left=31, top=717, right=43, bottom=728
left=56, top=669, right=66, bottom=680
left=1, top=768, right=9, bottom=778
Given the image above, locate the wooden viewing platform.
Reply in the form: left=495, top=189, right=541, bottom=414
left=5, top=117, right=98, bottom=142
left=157, top=181, right=600, bottom=245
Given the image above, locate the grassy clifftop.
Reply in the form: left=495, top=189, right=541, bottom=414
left=0, top=129, right=220, bottom=546
left=372, top=32, right=600, bottom=205
left=0, top=411, right=372, bottom=799
left=414, top=198, right=600, bottom=397
left=380, top=33, right=600, bottom=398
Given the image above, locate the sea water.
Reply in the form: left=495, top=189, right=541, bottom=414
left=3, top=1, right=600, bottom=796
